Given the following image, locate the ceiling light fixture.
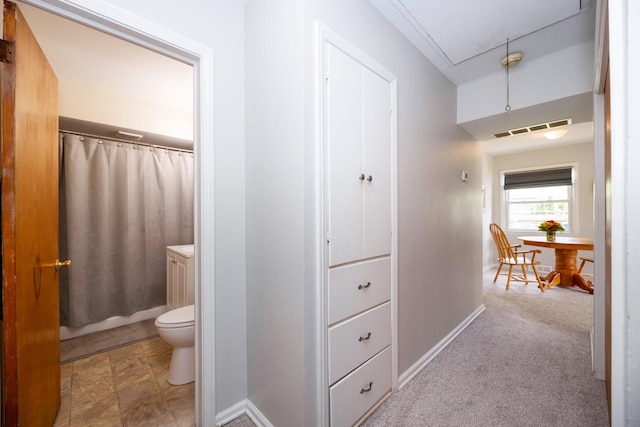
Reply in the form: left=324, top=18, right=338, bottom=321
left=502, top=38, right=523, bottom=112
left=543, top=129, right=568, bottom=140
left=116, top=130, right=144, bottom=141
left=501, top=52, right=523, bottom=68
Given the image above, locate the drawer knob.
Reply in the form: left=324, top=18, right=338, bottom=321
left=359, top=173, right=365, bottom=181
left=357, top=281, right=371, bottom=290
left=360, top=382, right=373, bottom=394
left=358, top=332, right=372, bottom=342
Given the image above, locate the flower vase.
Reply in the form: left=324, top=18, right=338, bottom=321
left=546, top=231, right=556, bottom=242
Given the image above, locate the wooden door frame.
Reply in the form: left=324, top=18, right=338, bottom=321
left=18, top=1, right=215, bottom=424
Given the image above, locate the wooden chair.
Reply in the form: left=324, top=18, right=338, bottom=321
left=577, top=257, right=594, bottom=277
left=489, top=223, right=555, bottom=291
left=574, top=256, right=594, bottom=291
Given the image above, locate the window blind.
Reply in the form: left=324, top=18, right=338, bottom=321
left=503, top=167, right=572, bottom=190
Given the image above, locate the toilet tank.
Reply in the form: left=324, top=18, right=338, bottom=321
left=166, top=245, right=195, bottom=310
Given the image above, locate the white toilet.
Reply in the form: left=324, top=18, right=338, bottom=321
left=155, top=304, right=195, bottom=385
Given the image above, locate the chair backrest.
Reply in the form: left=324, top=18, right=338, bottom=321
left=489, top=223, right=516, bottom=261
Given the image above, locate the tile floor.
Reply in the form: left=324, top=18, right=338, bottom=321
left=54, top=337, right=194, bottom=427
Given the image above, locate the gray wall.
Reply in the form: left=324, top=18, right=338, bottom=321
left=22, top=0, right=640, bottom=424
left=95, top=0, right=249, bottom=412
left=48, top=0, right=640, bottom=424
left=309, top=0, right=483, bottom=379
left=488, top=142, right=595, bottom=272
left=244, top=1, right=306, bottom=425
left=246, top=0, right=483, bottom=425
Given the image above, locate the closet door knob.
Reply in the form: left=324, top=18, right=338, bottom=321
left=358, top=173, right=365, bottom=181
left=366, top=175, right=373, bottom=182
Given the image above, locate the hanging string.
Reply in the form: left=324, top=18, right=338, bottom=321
left=505, top=38, right=511, bottom=112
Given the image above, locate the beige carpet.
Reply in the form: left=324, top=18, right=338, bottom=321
left=177, top=270, right=611, bottom=426
left=60, top=318, right=158, bottom=364
left=361, top=270, right=608, bottom=426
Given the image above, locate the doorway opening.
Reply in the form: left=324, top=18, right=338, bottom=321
left=16, top=0, right=214, bottom=424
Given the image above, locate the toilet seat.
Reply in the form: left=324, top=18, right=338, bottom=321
left=155, top=304, right=194, bottom=329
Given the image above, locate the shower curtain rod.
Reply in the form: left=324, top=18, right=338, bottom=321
left=59, top=129, right=194, bottom=154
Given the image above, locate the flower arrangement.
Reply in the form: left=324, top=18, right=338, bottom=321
left=538, top=220, right=565, bottom=232
left=539, top=220, right=564, bottom=241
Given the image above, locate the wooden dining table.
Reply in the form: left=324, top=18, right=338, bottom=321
left=518, top=235, right=594, bottom=294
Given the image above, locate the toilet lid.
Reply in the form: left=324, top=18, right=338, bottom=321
left=156, top=304, right=194, bottom=328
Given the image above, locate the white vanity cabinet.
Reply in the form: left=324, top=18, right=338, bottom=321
left=166, top=245, right=194, bottom=310
left=323, top=34, right=396, bottom=427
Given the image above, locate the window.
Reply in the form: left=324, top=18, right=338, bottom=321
left=503, top=167, right=574, bottom=232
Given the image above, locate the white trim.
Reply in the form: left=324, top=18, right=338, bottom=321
left=320, top=25, right=396, bottom=82
left=314, top=21, right=329, bottom=427
left=215, top=400, right=273, bottom=427
left=592, top=92, right=606, bottom=380
left=245, top=400, right=274, bottom=427
left=20, top=1, right=215, bottom=425
left=608, top=0, right=628, bottom=424
left=593, top=0, right=608, bottom=94
left=215, top=401, right=247, bottom=427
left=398, top=305, right=485, bottom=388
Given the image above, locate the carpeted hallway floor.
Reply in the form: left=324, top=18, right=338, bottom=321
left=360, top=269, right=608, bottom=426
left=225, top=268, right=611, bottom=427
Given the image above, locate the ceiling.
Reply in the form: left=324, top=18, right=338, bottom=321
left=19, top=1, right=596, bottom=155
left=370, top=0, right=595, bottom=85
left=371, top=0, right=597, bottom=154
left=17, top=2, right=193, bottom=148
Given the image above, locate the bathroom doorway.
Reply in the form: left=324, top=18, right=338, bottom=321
left=13, top=1, right=214, bottom=424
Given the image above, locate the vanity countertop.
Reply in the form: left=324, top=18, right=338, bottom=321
left=167, top=244, right=194, bottom=258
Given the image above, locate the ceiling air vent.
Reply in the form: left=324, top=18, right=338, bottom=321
left=493, top=118, right=573, bottom=138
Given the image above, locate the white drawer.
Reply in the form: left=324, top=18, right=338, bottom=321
left=328, top=257, right=391, bottom=325
left=328, top=302, right=391, bottom=385
left=330, top=346, right=391, bottom=427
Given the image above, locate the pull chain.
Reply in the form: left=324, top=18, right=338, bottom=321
left=505, top=38, right=511, bottom=112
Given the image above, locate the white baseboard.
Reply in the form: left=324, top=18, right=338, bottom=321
left=245, top=400, right=273, bottom=427
left=488, top=263, right=553, bottom=275
left=398, top=304, right=486, bottom=388
left=216, top=399, right=273, bottom=427
left=216, top=401, right=246, bottom=426
left=216, top=304, right=486, bottom=426
left=535, top=265, right=553, bottom=274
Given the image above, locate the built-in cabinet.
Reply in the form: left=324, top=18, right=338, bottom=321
left=166, top=245, right=194, bottom=310
left=322, top=29, right=397, bottom=427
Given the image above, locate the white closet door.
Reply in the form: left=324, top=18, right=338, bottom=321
left=327, top=45, right=365, bottom=266
left=362, top=68, right=392, bottom=259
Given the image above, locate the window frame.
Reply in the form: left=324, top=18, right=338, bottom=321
left=500, top=163, right=579, bottom=234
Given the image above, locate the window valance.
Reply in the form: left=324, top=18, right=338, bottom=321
left=503, top=167, right=572, bottom=190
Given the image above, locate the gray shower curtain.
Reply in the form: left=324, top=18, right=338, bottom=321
left=59, top=132, right=194, bottom=327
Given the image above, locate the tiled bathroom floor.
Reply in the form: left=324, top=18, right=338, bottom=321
left=54, top=337, right=194, bottom=427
